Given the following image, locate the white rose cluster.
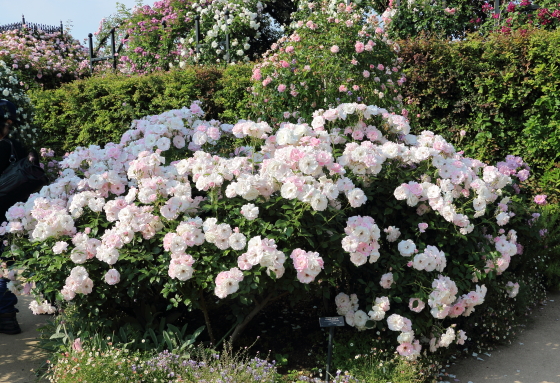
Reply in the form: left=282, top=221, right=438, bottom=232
left=0, top=60, right=35, bottom=146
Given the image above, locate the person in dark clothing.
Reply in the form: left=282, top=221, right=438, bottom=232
left=0, top=99, right=40, bottom=334
left=0, top=100, right=39, bottom=223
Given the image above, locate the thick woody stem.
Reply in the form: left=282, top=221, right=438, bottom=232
left=229, top=291, right=289, bottom=344
left=199, top=291, right=216, bottom=345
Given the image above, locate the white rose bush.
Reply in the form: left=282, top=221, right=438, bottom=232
left=119, top=0, right=276, bottom=74
left=0, top=60, right=37, bottom=146
left=1, top=95, right=543, bottom=356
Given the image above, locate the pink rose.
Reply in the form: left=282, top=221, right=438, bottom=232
left=409, top=298, right=425, bottom=313
left=72, top=338, right=83, bottom=352
left=355, top=41, right=365, bottom=53
left=104, top=269, right=121, bottom=285
left=380, top=272, right=393, bottom=289
left=534, top=194, right=547, bottom=205
left=277, top=84, right=287, bottom=92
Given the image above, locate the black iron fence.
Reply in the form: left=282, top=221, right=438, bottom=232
left=87, top=10, right=237, bottom=73
left=0, top=15, right=63, bottom=36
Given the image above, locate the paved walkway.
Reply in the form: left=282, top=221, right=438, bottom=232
left=443, top=290, right=560, bottom=383
left=0, top=294, right=49, bottom=383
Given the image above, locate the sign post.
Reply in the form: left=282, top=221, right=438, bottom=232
left=319, top=316, right=345, bottom=383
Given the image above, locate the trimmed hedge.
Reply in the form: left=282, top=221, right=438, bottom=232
left=398, top=28, right=560, bottom=200
left=29, top=64, right=252, bottom=153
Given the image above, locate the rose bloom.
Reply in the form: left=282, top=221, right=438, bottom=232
left=277, top=84, right=287, bottom=92
left=409, top=298, right=425, bottom=313
left=534, top=194, right=547, bottom=205
left=330, top=45, right=340, bottom=53
left=380, top=272, right=393, bottom=289
left=104, top=269, right=121, bottom=285
left=355, top=41, right=365, bottom=53
left=339, top=85, right=348, bottom=92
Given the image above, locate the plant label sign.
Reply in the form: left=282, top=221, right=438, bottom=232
left=319, top=316, right=345, bottom=327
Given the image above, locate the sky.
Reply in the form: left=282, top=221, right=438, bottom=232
left=0, top=0, right=145, bottom=45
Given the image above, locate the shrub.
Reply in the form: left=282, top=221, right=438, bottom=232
left=249, top=1, right=405, bottom=123
left=0, top=60, right=37, bottom=147
left=214, top=62, right=253, bottom=123
left=114, top=0, right=279, bottom=74
left=478, top=0, right=560, bottom=35
left=0, top=28, right=88, bottom=90
left=385, top=0, right=488, bottom=40
left=3, top=98, right=546, bottom=363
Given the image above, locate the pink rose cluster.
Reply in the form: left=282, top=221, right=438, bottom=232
left=334, top=292, right=359, bottom=315
left=411, top=244, right=446, bottom=272
left=484, top=229, right=519, bottom=275
left=237, top=236, right=286, bottom=279
left=29, top=299, right=57, bottom=315
left=341, top=215, right=381, bottom=266
left=386, top=314, right=422, bottom=359
left=335, top=293, right=390, bottom=331
left=290, top=248, right=324, bottom=283
left=61, top=266, right=94, bottom=301
left=214, top=267, right=244, bottom=299
left=369, top=296, right=391, bottom=321
left=428, top=275, right=487, bottom=320
left=0, top=28, right=89, bottom=86
left=201, top=218, right=240, bottom=251
left=232, top=120, right=272, bottom=139
left=354, top=40, right=375, bottom=53
left=429, top=327, right=467, bottom=353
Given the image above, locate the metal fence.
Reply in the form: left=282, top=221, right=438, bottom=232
left=87, top=10, right=236, bottom=73
left=0, top=15, right=63, bottom=36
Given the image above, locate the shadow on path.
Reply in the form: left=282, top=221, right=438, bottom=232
left=0, top=294, right=50, bottom=383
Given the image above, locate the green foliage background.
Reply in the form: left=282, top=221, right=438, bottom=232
left=398, top=28, right=560, bottom=201
left=29, top=65, right=253, bottom=153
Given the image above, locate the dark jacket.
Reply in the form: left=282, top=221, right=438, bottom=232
left=0, top=138, right=29, bottom=223
left=0, top=138, right=27, bottom=175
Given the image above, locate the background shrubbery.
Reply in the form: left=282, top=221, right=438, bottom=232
left=398, top=28, right=560, bottom=199
left=29, top=65, right=254, bottom=152
left=29, top=26, right=560, bottom=200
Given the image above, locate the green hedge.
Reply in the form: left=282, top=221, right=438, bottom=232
left=29, top=64, right=252, bottom=153
left=399, top=28, right=560, bottom=201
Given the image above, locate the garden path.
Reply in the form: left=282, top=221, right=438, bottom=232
left=443, top=290, right=560, bottom=383
left=0, top=294, right=49, bottom=383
